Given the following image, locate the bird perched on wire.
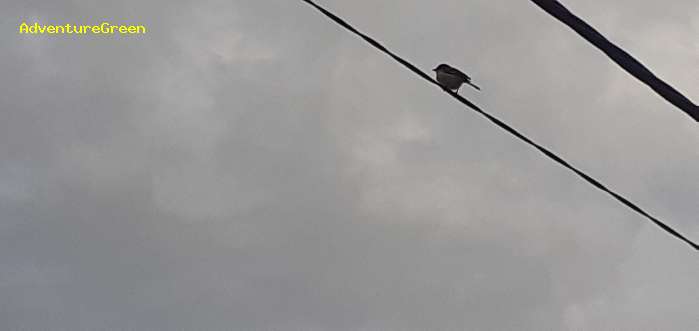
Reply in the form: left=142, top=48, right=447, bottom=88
left=433, top=63, right=480, bottom=93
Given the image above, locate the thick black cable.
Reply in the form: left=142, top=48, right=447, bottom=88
left=530, top=0, right=698, bottom=122
left=299, top=0, right=698, bottom=251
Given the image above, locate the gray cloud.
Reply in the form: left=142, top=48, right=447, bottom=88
left=1, top=0, right=697, bottom=330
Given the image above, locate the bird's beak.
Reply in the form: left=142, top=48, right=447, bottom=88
left=432, top=68, right=436, bottom=71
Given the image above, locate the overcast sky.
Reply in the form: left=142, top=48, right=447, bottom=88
left=1, top=0, right=698, bottom=330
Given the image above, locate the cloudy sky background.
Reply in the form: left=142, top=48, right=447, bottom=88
left=1, top=0, right=698, bottom=329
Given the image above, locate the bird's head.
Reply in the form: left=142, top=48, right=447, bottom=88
left=433, top=63, right=449, bottom=71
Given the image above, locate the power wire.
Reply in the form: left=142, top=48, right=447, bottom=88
left=530, top=0, right=698, bottom=122
left=299, top=0, right=699, bottom=251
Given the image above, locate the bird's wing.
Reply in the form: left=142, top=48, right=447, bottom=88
left=443, top=66, right=471, bottom=81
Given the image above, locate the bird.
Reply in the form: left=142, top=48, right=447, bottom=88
left=432, top=63, right=480, bottom=93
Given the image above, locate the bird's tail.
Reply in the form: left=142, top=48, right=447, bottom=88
left=468, top=81, right=481, bottom=91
